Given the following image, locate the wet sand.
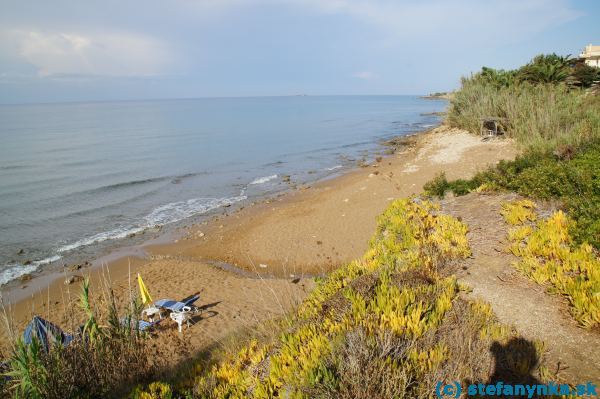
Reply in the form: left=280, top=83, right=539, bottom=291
left=0, top=125, right=518, bottom=367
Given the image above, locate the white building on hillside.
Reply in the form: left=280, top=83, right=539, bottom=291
left=580, top=44, right=600, bottom=67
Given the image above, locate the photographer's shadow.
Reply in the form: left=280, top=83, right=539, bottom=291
left=488, top=337, right=541, bottom=386
left=464, top=338, right=543, bottom=398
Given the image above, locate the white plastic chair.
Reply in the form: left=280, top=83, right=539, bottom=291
left=142, top=305, right=163, bottom=321
left=169, top=306, right=193, bottom=332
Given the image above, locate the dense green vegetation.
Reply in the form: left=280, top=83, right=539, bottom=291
left=427, top=53, right=600, bottom=248
left=448, top=54, right=600, bottom=151
left=424, top=140, right=600, bottom=248
left=465, top=54, right=600, bottom=88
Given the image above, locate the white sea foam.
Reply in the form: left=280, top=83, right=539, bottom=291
left=3, top=194, right=248, bottom=285
left=56, top=194, right=247, bottom=255
left=325, top=165, right=343, bottom=171
left=250, top=174, right=278, bottom=185
left=57, top=226, right=146, bottom=253
left=144, top=195, right=246, bottom=226
left=0, top=255, right=62, bottom=286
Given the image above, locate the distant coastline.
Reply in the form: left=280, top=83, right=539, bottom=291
left=421, top=91, right=455, bottom=100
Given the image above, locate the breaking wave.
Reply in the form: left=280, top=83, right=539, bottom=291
left=249, top=174, right=278, bottom=185
left=0, top=255, right=61, bottom=286
left=57, top=194, right=247, bottom=254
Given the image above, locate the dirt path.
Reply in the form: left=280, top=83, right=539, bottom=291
left=441, top=193, right=600, bottom=383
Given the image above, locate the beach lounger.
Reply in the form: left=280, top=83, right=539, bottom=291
left=149, top=294, right=200, bottom=332
left=153, top=294, right=200, bottom=313
left=136, top=319, right=161, bottom=332
left=121, top=316, right=162, bottom=332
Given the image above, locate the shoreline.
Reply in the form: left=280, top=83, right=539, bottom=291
left=2, top=97, right=444, bottom=291
left=0, top=157, right=356, bottom=303
left=0, top=124, right=518, bottom=366
left=147, top=125, right=515, bottom=277
left=0, top=120, right=436, bottom=304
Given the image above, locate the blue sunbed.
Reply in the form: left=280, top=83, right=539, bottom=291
left=121, top=316, right=162, bottom=332
left=23, top=316, right=74, bottom=351
left=153, top=294, right=200, bottom=312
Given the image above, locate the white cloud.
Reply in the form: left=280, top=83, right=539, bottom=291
left=1, top=1, right=581, bottom=78
left=189, top=0, right=580, bottom=45
left=290, top=0, right=581, bottom=43
left=352, top=71, right=375, bottom=80
left=9, top=30, right=171, bottom=77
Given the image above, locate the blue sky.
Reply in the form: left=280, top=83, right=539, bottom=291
left=0, top=0, right=598, bottom=104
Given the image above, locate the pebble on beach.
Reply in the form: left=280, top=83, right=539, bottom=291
left=64, top=275, right=83, bottom=285
left=68, top=264, right=82, bottom=272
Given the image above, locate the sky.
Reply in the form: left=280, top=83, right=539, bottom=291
left=0, top=0, right=598, bottom=104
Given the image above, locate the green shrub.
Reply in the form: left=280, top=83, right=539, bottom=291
left=425, top=140, right=600, bottom=248
left=423, top=172, right=450, bottom=198
left=448, top=179, right=479, bottom=196
left=440, top=51, right=600, bottom=248
left=423, top=173, right=480, bottom=198
left=569, top=62, right=600, bottom=88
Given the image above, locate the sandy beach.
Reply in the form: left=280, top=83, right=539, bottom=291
left=0, top=125, right=518, bottom=368
left=158, top=125, right=517, bottom=277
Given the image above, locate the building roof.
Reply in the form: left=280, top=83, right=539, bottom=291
left=580, top=44, right=600, bottom=58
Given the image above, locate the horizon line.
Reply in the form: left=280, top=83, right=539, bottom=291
left=0, top=92, right=447, bottom=107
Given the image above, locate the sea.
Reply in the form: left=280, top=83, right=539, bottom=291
left=0, top=95, right=446, bottom=286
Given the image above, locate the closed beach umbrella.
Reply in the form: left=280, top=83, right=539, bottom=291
left=23, top=316, right=73, bottom=352
left=138, top=273, right=153, bottom=305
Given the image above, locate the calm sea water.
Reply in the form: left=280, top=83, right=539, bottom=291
left=0, top=96, right=445, bottom=285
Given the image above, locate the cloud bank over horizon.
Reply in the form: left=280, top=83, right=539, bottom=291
left=0, top=0, right=597, bottom=103
left=5, top=30, right=171, bottom=77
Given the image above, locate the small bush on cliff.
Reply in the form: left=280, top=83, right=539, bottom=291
left=569, top=62, right=600, bottom=88
left=423, top=172, right=450, bottom=199
left=424, top=173, right=480, bottom=199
